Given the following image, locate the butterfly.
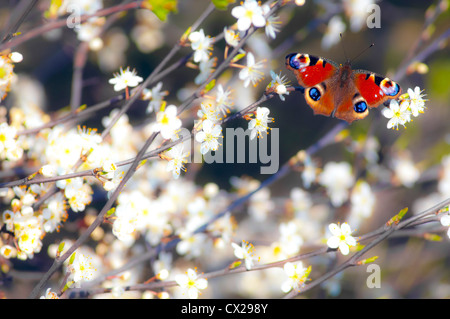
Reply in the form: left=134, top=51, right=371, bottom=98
left=285, top=53, right=402, bottom=123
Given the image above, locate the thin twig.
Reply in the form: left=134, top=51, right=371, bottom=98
left=1, top=0, right=38, bottom=43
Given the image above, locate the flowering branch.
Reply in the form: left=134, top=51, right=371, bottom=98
left=72, top=118, right=348, bottom=291
left=28, top=1, right=218, bottom=299
left=1, top=0, right=448, bottom=300
left=67, top=197, right=450, bottom=298
left=284, top=197, right=450, bottom=298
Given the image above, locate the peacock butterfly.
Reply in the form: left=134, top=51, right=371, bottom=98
left=285, top=52, right=401, bottom=123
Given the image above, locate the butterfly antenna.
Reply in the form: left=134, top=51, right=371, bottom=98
left=351, top=43, right=375, bottom=64
left=339, top=33, right=349, bottom=63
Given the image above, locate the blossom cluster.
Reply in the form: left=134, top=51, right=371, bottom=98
left=382, top=87, right=427, bottom=130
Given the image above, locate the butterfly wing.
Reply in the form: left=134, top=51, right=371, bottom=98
left=353, top=70, right=402, bottom=108
left=285, top=53, right=339, bottom=117
left=333, top=94, right=369, bottom=123
left=333, top=70, right=401, bottom=123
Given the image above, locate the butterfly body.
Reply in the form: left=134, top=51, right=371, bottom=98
left=285, top=53, right=401, bottom=123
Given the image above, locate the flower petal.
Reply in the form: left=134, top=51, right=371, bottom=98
left=345, top=236, right=357, bottom=247
left=211, top=125, right=222, bottom=137
left=195, top=131, right=206, bottom=143
left=175, top=274, right=188, bottom=286
left=187, top=287, right=199, bottom=299
left=283, top=262, right=295, bottom=276
left=252, top=14, right=266, bottom=28
left=237, top=17, right=252, bottom=31
left=340, top=223, right=352, bottom=234
left=339, top=242, right=350, bottom=255
left=200, top=143, right=209, bottom=155
left=327, top=236, right=340, bottom=249
left=196, top=278, right=208, bottom=290
left=231, top=6, right=245, bottom=19
left=328, top=223, right=340, bottom=236
left=281, top=280, right=293, bottom=293
left=381, top=107, right=394, bottom=119
left=440, top=215, right=450, bottom=226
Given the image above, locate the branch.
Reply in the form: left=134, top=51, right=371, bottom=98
left=284, top=197, right=450, bottom=298
left=1, top=0, right=38, bottom=43
left=68, top=197, right=449, bottom=298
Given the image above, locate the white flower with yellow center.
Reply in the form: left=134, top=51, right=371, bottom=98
left=267, top=70, right=289, bottom=101
left=70, top=252, right=96, bottom=283
left=0, top=244, right=17, bottom=259
left=406, top=86, right=426, bottom=117
left=42, top=192, right=67, bottom=232
left=223, top=27, right=240, bottom=47
left=215, top=84, right=234, bottom=115
left=153, top=104, right=182, bottom=140
left=248, top=106, right=273, bottom=140
left=67, top=184, right=92, bottom=213
left=197, top=102, right=219, bottom=123
left=231, top=0, right=266, bottom=32
left=231, top=240, right=257, bottom=270
left=0, top=122, right=22, bottom=161
left=165, top=143, right=189, bottom=179
left=188, top=29, right=213, bottom=63
left=326, top=222, right=357, bottom=255
left=108, top=66, right=143, bottom=92
left=262, top=4, right=281, bottom=39
left=195, top=119, right=222, bottom=154
left=281, top=261, right=310, bottom=293
left=175, top=268, right=208, bottom=299
left=16, top=219, right=43, bottom=257
left=239, top=52, right=265, bottom=87
left=100, top=159, right=117, bottom=179
left=382, top=100, right=411, bottom=130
